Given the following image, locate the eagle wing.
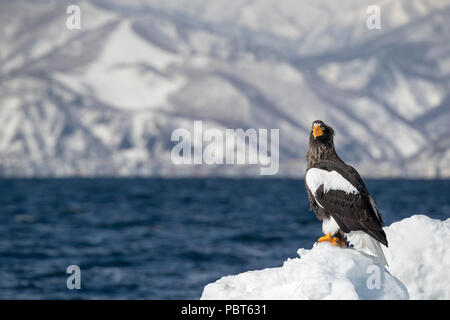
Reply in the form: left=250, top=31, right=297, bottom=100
left=305, top=160, right=387, bottom=246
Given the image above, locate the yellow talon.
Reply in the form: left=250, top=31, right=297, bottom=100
left=317, top=233, right=333, bottom=243
left=317, top=233, right=346, bottom=247
left=331, top=237, right=346, bottom=247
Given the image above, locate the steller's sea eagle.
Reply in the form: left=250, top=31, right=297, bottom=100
left=305, top=120, right=388, bottom=265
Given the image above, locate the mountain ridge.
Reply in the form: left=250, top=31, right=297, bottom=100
left=0, top=0, right=449, bottom=177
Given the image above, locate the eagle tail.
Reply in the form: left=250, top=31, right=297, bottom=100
left=369, top=236, right=388, bottom=267
left=346, top=231, right=388, bottom=266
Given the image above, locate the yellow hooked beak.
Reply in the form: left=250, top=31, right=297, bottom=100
left=313, top=125, right=324, bottom=139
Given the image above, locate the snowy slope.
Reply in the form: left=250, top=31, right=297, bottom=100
left=0, top=0, right=449, bottom=177
left=201, top=244, right=409, bottom=300
left=201, top=215, right=450, bottom=300
left=384, top=215, right=450, bottom=299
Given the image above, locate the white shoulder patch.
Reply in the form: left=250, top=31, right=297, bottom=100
left=306, top=168, right=359, bottom=196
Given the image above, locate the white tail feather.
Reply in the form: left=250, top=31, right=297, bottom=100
left=346, top=231, right=388, bottom=266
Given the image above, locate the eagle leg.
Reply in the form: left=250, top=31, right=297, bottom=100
left=317, top=233, right=346, bottom=247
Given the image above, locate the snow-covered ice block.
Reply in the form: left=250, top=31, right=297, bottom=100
left=201, top=215, right=449, bottom=300
left=384, top=215, right=450, bottom=299
left=201, top=244, right=408, bottom=300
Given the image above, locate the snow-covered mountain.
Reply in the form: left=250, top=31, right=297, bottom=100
left=0, top=0, right=449, bottom=177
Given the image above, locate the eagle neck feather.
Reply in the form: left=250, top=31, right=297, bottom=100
left=306, top=140, right=342, bottom=169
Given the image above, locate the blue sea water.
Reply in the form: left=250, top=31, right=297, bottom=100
left=0, top=178, right=448, bottom=299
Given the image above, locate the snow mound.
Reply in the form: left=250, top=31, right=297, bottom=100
left=384, top=215, right=450, bottom=299
left=201, top=245, right=408, bottom=300
left=201, top=215, right=449, bottom=300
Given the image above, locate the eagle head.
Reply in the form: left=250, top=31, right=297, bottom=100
left=310, top=120, right=334, bottom=144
